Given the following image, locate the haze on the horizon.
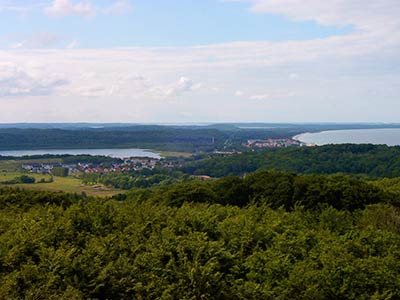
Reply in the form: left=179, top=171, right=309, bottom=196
left=0, top=0, right=399, bottom=123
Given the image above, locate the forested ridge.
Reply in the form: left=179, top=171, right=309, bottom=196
left=0, top=127, right=226, bottom=152
left=1, top=169, right=400, bottom=299
left=0, top=125, right=302, bottom=152
left=3, top=124, right=400, bottom=152
left=182, top=144, right=400, bottom=177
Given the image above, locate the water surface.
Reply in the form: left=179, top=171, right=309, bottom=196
left=295, top=128, right=400, bottom=146
left=0, top=148, right=161, bottom=159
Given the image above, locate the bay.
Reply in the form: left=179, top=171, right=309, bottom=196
left=295, top=128, right=400, bottom=146
left=0, top=148, right=161, bottom=159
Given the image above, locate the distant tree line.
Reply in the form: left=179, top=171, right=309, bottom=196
left=0, top=127, right=228, bottom=152
left=1, top=175, right=36, bottom=185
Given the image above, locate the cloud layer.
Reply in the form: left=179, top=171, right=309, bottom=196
left=0, top=0, right=399, bottom=122
left=232, top=0, right=400, bottom=31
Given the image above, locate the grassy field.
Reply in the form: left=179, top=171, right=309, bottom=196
left=157, top=151, right=193, bottom=158
left=0, top=172, right=124, bottom=197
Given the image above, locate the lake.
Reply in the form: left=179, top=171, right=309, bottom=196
left=295, top=128, right=400, bottom=146
left=0, top=148, right=161, bottom=159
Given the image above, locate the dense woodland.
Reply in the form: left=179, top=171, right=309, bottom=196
left=80, top=169, right=190, bottom=190
left=1, top=168, right=400, bottom=299
left=127, top=171, right=399, bottom=210
left=0, top=127, right=226, bottom=152
left=182, top=144, right=400, bottom=177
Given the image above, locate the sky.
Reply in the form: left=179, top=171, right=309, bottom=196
left=0, top=0, right=399, bottom=123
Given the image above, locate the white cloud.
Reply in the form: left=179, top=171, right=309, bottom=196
left=152, top=77, right=202, bottom=98
left=0, top=1, right=43, bottom=14
left=76, top=85, right=112, bottom=97
left=0, top=63, right=68, bottom=97
left=67, top=39, right=78, bottom=49
left=249, top=91, right=297, bottom=100
left=231, top=0, right=400, bottom=32
left=11, top=32, right=62, bottom=49
left=235, top=90, right=244, bottom=97
left=44, top=0, right=133, bottom=18
left=45, top=0, right=95, bottom=17
left=69, top=73, right=152, bottom=97
left=2, top=32, right=79, bottom=50
left=103, top=0, right=133, bottom=15
left=249, top=93, right=270, bottom=100
left=224, top=0, right=400, bottom=65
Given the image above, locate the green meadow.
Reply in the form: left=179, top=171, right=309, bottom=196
left=0, top=172, right=124, bottom=197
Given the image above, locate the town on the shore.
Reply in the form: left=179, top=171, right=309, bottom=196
left=21, top=138, right=308, bottom=175
left=22, top=157, right=160, bottom=176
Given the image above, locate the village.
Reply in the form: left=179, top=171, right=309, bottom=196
left=22, top=157, right=160, bottom=175
left=245, top=138, right=306, bottom=148
left=20, top=139, right=309, bottom=177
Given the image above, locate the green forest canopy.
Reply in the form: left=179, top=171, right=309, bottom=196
left=182, top=144, right=400, bottom=177
left=1, top=167, right=400, bottom=299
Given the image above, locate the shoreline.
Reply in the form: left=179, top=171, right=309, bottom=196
left=292, top=133, right=305, bottom=142
left=292, top=133, right=317, bottom=147
left=0, top=148, right=162, bottom=159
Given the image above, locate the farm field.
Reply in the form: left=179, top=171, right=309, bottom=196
left=0, top=172, right=124, bottom=197
left=156, top=151, right=193, bottom=158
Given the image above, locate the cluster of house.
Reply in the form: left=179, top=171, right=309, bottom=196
left=82, top=157, right=159, bottom=174
left=245, top=138, right=305, bottom=148
left=22, top=163, right=74, bottom=174
left=213, top=150, right=242, bottom=155
left=22, top=157, right=160, bottom=175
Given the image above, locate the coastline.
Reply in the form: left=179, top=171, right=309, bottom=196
left=292, top=133, right=317, bottom=147
left=292, top=133, right=305, bottom=142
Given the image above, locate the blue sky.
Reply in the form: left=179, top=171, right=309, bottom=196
left=0, top=0, right=351, bottom=48
left=0, top=0, right=399, bottom=123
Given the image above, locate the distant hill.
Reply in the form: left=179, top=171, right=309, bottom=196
left=1, top=123, right=400, bottom=153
